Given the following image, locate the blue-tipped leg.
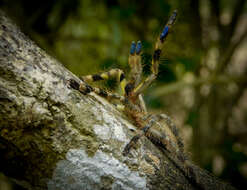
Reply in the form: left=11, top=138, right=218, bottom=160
left=136, top=41, right=142, bottom=55
left=160, top=26, right=169, bottom=41
left=130, top=41, right=136, bottom=55
left=160, top=10, right=177, bottom=41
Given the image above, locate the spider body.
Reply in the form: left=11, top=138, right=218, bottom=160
left=68, top=10, right=186, bottom=162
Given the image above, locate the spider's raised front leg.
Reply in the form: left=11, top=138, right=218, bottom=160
left=128, top=41, right=143, bottom=87
left=133, top=10, right=177, bottom=96
left=125, top=41, right=147, bottom=113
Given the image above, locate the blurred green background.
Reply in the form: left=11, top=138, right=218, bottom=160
left=1, top=0, right=247, bottom=189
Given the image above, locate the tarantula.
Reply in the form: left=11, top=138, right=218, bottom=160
left=68, top=10, right=186, bottom=163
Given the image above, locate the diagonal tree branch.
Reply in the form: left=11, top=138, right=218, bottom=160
left=0, top=10, right=236, bottom=190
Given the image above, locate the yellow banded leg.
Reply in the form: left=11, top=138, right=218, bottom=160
left=68, top=79, right=125, bottom=103
left=124, top=41, right=143, bottom=98
left=133, top=10, right=177, bottom=96
left=128, top=41, right=143, bottom=87
left=80, top=68, right=127, bottom=95
left=126, top=41, right=146, bottom=113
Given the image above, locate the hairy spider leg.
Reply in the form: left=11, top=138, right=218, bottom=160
left=68, top=79, right=142, bottom=114
left=81, top=68, right=127, bottom=95
left=157, top=114, right=185, bottom=152
left=128, top=41, right=143, bottom=87
left=122, top=117, right=157, bottom=156
left=133, top=10, right=177, bottom=96
left=126, top=41, right=147, bottom=113
left=155, top=113, right=187, bottom=162
left=123, top=112, right=187, bottom=162
left=135, top=41, right=148, bottom=113
left=124, top=41, right=139, bottom=97
left=68, top=79, right=125, bottom=102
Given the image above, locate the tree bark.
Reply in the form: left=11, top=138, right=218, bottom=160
left=0, top=11, right=236, bottom=190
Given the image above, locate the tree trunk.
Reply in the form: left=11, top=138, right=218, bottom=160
left=0, top=11, right=236, bottom=190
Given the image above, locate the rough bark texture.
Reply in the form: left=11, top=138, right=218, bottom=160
left=0, top=11, right=236, bottom=190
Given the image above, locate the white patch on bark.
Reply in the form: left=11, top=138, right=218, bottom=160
left=93, top=124, right=111, bottom=141
left=48, top=149, right=148, bottom=190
